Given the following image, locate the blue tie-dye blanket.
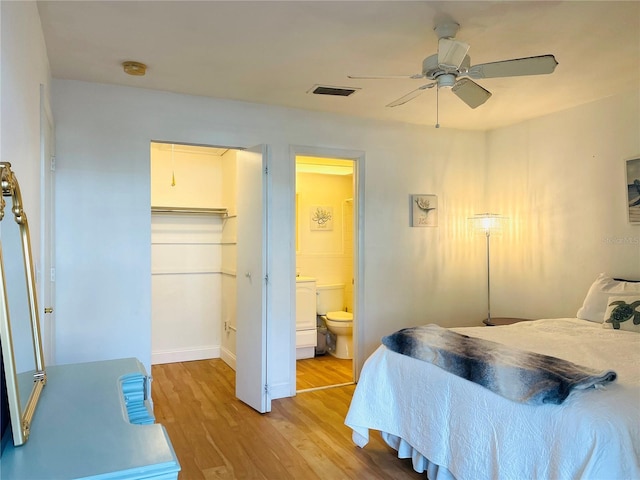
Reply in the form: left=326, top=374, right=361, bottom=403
left=382, top=324, right=617, bottom=405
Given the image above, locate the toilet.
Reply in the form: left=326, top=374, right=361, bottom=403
left=316, top=284, right=353, bottom=359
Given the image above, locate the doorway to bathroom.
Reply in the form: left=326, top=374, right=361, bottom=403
left=293, top=149, right=363, bottom=392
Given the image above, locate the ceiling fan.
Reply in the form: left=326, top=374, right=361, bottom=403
left=348, top=22, right=558, bottom=125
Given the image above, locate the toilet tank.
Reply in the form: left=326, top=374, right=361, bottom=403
left=316, top=284, right=345, bottom=315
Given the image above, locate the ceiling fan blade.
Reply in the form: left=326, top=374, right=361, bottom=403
left=438, top=38, right=470, bottom=70
left=386, top=83, right=436, bottom=107
left=452, top=78, right=492, bottom=109
left=467, top=54, right=558, bottom=79
left=347, top=74, right=425, bottom=80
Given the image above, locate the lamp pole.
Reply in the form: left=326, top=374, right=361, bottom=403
left=485, top=229, right=491, bottom=324
left=470, top=213, right=506, bottom=325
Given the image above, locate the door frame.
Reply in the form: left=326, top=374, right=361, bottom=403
left=148, top=140, right=270, bottom=412
left=39, top=84, right=56, bottom=366
left=289, top=145, right=365, bottom=390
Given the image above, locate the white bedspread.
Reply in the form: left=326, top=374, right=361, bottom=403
left=345, top=318, right=640, bottom=480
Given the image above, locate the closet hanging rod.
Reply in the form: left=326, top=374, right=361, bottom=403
left=151, top=206, right=228, bottom=216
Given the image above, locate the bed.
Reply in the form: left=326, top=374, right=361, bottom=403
left=345, top=274, right=640, bottom=480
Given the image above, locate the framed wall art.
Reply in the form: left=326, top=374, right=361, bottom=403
left=411, top=194, right=438, bottom=227
left=310, top=205, right=333, bottom=230
left=627, top=157, right=640, bottom=225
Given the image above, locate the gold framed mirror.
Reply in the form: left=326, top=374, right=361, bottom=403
left=0, top=162, right=47, bottom=447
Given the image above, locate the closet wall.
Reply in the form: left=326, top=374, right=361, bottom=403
left=150, top=143, right=237, bottom=365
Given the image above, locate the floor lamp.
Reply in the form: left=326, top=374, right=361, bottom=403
left=469, top=213, right=507, bottom=325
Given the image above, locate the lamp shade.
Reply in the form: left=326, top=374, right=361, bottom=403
left=469, top=213, right=507, bottom=235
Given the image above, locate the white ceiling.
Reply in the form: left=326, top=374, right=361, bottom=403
left=37, top=1, right=640, bottom=131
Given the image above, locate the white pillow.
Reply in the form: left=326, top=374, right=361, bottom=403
left=602, top=295, right=640, bottom=332
left=576, top=273, right=640, bottom=322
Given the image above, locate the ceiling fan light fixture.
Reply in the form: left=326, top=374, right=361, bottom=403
left=437, top=74, right=457, bottom=88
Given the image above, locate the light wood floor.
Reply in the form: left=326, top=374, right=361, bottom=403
left=152, top=359, right=423, bottom=479
left=295, top=354, right=353, bottom=391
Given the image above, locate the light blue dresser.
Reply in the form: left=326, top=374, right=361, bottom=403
left=0, top=358, right=180, bottom=479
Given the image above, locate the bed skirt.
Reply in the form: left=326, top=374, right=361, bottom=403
left=380, top=432, right=457, bottom=480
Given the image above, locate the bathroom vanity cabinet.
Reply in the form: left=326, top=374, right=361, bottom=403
left=0, top=358, right=180, bottom=479
left=295, top=277, right=318, bottom=359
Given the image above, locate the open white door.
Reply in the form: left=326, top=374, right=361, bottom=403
left=235, top=145, right=270, bottom=413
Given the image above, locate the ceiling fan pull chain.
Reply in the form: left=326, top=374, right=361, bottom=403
left=435, top=86, right=440, bottom=129
left=171, top=144, right=176, bottom=187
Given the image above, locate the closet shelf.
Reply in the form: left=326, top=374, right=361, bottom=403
left=151, top=206, right=228, bottom=216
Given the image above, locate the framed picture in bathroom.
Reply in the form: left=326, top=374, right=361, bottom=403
left=411, top=194, right=438, bottom=227
left=310, top=205, right=334, bottom=230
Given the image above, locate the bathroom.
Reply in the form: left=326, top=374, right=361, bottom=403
left=295, top=156, right=355, bottom=391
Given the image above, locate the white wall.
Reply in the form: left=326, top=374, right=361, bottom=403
left=296, top=172, right=353, bottom=287
left=1, top=1, right=52, bottom=360
left=486, top=92, right=640, bottom=319
left=1, top=1, right=50, bottom=226
left=51, top=79, right=487, bottom=391
left=151, top=214, right=224, bottom=364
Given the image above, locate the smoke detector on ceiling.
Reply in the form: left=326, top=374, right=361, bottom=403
left=122, top=61, right=147, bottom=76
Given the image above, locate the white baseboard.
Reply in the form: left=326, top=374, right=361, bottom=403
left=220, top=346, right=237, bottom=371
left=152, top=345, right=220, bottom=365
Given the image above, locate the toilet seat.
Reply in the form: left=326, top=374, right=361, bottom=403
left=326, top=311, right=353, bottom=322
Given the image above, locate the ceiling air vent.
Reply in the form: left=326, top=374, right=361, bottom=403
left=308, top=85, right=360, bottom=97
